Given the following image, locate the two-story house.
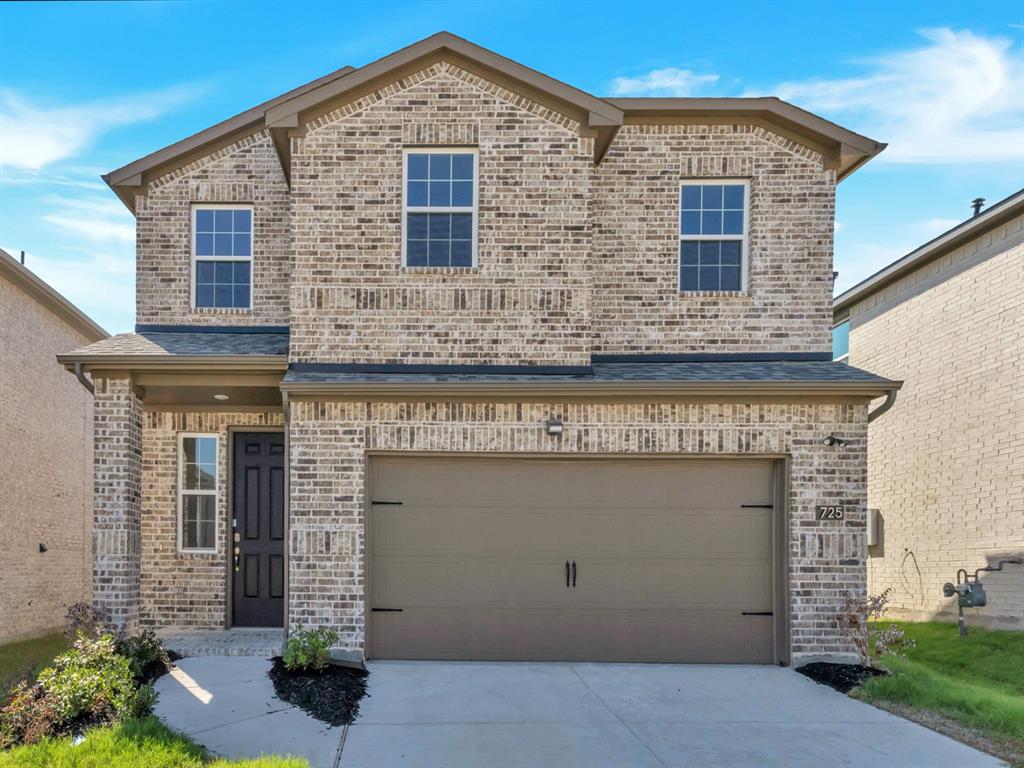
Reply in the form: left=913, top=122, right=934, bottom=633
left=59, top=32, right=898, bottom=665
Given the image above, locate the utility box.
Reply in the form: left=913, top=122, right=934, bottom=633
left=867, top=508, right=881, bottom=547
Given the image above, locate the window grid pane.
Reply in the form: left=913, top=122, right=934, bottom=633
left=196, top=260, right=251, bottom=309
left=181, top=437, right=217, bottom=491
left=680, top=183, right=745, bottom=291
left=182, top=494, right=216, bottom=550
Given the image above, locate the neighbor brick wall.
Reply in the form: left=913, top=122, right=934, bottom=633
left=92, top=376, right=143, bottom=632
left=0, top=276, right=94, bottom=643
left=593, top=124, right=835, bottom=355
left=138, top=410, right=283, bottom=629
left=288, top=61, right=593, bottom=365
left=850, top=212, right=1024, bottom=629
left=288, top=398, right=869, bottom=663
left=135, top=131, right=291, bottom=327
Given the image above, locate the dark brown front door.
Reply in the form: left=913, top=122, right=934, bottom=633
left=232, top=432, right=285, bottom=627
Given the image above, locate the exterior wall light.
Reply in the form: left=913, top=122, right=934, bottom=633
left=545, top=418, right=564, bottom=436
left=821, top=434, right=848, bottom=447
left=214, top=394, right=230, bottom=401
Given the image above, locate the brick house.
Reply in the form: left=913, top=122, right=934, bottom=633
left=1, top=248, right=107, bottom=643
left=833, top=190, right=1024, bottom=630
left=59, top=32, right=899, bottom=665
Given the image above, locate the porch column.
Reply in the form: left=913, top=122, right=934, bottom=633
left=92, top=375, right=143, bottom=632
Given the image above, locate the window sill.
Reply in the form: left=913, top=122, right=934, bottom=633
left=677, top=290, right=750, bottom=298
left=189, top=307, right=254, bottom=314
left=401, top=266, right=480, bottom=274
left=178, top=548, right=218, bottom=556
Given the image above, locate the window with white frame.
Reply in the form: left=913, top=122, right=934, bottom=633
left=192, top=205, right=252, bottom=309
left=403, top=149, right=477, bottom=267
left=179, top=434, right=217, bottom=551
left=679, top=181, right=748, bottom=292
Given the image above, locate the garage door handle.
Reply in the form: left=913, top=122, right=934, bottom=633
left=571, top=560, right=577, bottom=588
left=565, top=560, right=570, bottom=588
left=741, top=611, right=773, bottom=616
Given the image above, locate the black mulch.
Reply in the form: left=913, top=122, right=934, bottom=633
left=268, top=658, right=369, bottom=726
left=796, top=661, right=888, bottom=694
left=140, top=650, right=181, bottom=686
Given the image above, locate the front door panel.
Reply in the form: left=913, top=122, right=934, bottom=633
left=232, top=432, right=285, bottom=627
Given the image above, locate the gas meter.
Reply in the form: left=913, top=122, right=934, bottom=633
left=942, top=558, right=1021, bottom=636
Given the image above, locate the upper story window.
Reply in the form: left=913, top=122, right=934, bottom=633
left=192, top=205, right=252, bottom=309
left=179, top=434, right=217, bottom=552
left=679, top=181, right=748, bottom=292
left=833, top=320, right=850, bottom=362
left=403, top=149, right=477, bottom=268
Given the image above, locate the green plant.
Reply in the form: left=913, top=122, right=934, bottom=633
left=282, top=626, right=338, bottom=673
left=37, top=634, right=139, bottom=722
left=116, top=628, right=171, bottom=682
left=835, top=589, right=915, bottom=667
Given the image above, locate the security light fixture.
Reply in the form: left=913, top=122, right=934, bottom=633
left=821, top=434, right=848, bottom=447
left=545, top=418, right=564, bottom=436
left=214, top=394, right=230, bottom=401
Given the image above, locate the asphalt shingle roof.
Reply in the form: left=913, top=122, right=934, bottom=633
left=63, top=331, right=289, bottom=357
left=282, top=361, right=894, bottom=386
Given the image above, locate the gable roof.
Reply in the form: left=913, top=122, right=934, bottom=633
left=834, top=188, right=1024, bottom=317
left=0, top=248, right=107, bottom=342
left=104, top=32, right=884, bottom=212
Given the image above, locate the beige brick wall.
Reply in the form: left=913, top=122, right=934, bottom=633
left=135, top=131, right=291, bottom=327
left=849, top=212, right=1024, bottom=628
left=0, top=275, right=94, bottom=643
left=289, top=61, right=593, bottom=365
left=288, top=399, right=870, bottom=663
left=138, top=410, right=283, bottom=629
left=593, top=125, right=835, bottom=355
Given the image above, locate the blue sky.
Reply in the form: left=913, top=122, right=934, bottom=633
left=1, top=1, right=1021, bottom=334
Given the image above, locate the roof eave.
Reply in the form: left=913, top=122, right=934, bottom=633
left=57, top=354, right=289, bottom=373
left=834, top=189, right=1024, bottom=316
left=280, top=379, right=902, bottom=398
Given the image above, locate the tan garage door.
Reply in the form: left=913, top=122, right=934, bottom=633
left=368, top=456, right=779, bottom=663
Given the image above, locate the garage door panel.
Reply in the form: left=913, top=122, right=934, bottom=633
left=369, top=457, right=777, bottom=663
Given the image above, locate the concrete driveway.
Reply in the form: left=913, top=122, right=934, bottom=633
left=156, top=658, right=1005, bottom=768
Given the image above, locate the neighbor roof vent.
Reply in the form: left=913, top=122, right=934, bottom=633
left=971, top=197, right=986, bottom=217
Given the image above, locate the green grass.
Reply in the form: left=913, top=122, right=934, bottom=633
left=854, top=621, right=1024, bottom=746
left=0, top=634, right=69, bottom=696
left=0, top=717, right=307, bottom=767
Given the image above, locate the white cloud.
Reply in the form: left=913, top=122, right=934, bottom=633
left=0, top=84, right=206, bottom=170
left=41, top=215, right=134, bottom=243
left=757, top=28, right=1024, bottom=163
left=609, top=68, right=719, bottom=97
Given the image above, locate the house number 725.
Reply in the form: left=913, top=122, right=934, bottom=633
left=816, top=505, right=845, bottom=520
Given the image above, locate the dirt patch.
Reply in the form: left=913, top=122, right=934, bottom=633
left=268, top=658, right=369, bottom=726
left=870, top=700, right=1024, bottom=767
left=795, top=662, right=888, bottom=694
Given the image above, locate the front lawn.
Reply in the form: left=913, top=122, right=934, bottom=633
left=0, top=716, right=307, bottom=768
left=855, top=621, right=1024, bottom=762
left=0, top=634, right=68, bottom=695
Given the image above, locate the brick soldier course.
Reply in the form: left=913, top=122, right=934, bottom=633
left=61, top=32, right=898, bottom=664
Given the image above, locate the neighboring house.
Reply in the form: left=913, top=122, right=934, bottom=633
left=833, top=190, right=1024, bottom=630
left=58, top=32, right=899, bottom=665
left=1, top=248, right=107, bottom=643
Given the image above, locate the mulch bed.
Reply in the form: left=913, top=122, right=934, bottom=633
left=141, top=650, right=181, bottom=686
left=268, top=657, right=369, bottom=726
left=796, top=661, right=888, bottom=693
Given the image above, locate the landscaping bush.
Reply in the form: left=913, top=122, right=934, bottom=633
left=0, top=630, right=168, bottom=749
left=64, top=602, right=109, bottom=640
left=282, top=626, right=338, bottom=673
left=835, top=589, right=914, bottom=667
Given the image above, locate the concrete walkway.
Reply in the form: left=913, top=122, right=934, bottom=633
left=156, top=658, right=1006, bottom=768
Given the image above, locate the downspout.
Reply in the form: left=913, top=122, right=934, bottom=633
left=281, top=388, right=290, bottom=649
left=73, top=362, right=95, bottom=395
left=868, top=388, right=898, bottom=423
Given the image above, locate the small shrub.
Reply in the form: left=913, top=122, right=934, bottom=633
left=836, top=589, right=915, bottom=667
left=283, top=626, right=338, bottom=673
left=116, top=628, right=171, bottom=683
left=0, top=630, right=165, bottom=748
left=64, top=602, right=109, bottom=640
